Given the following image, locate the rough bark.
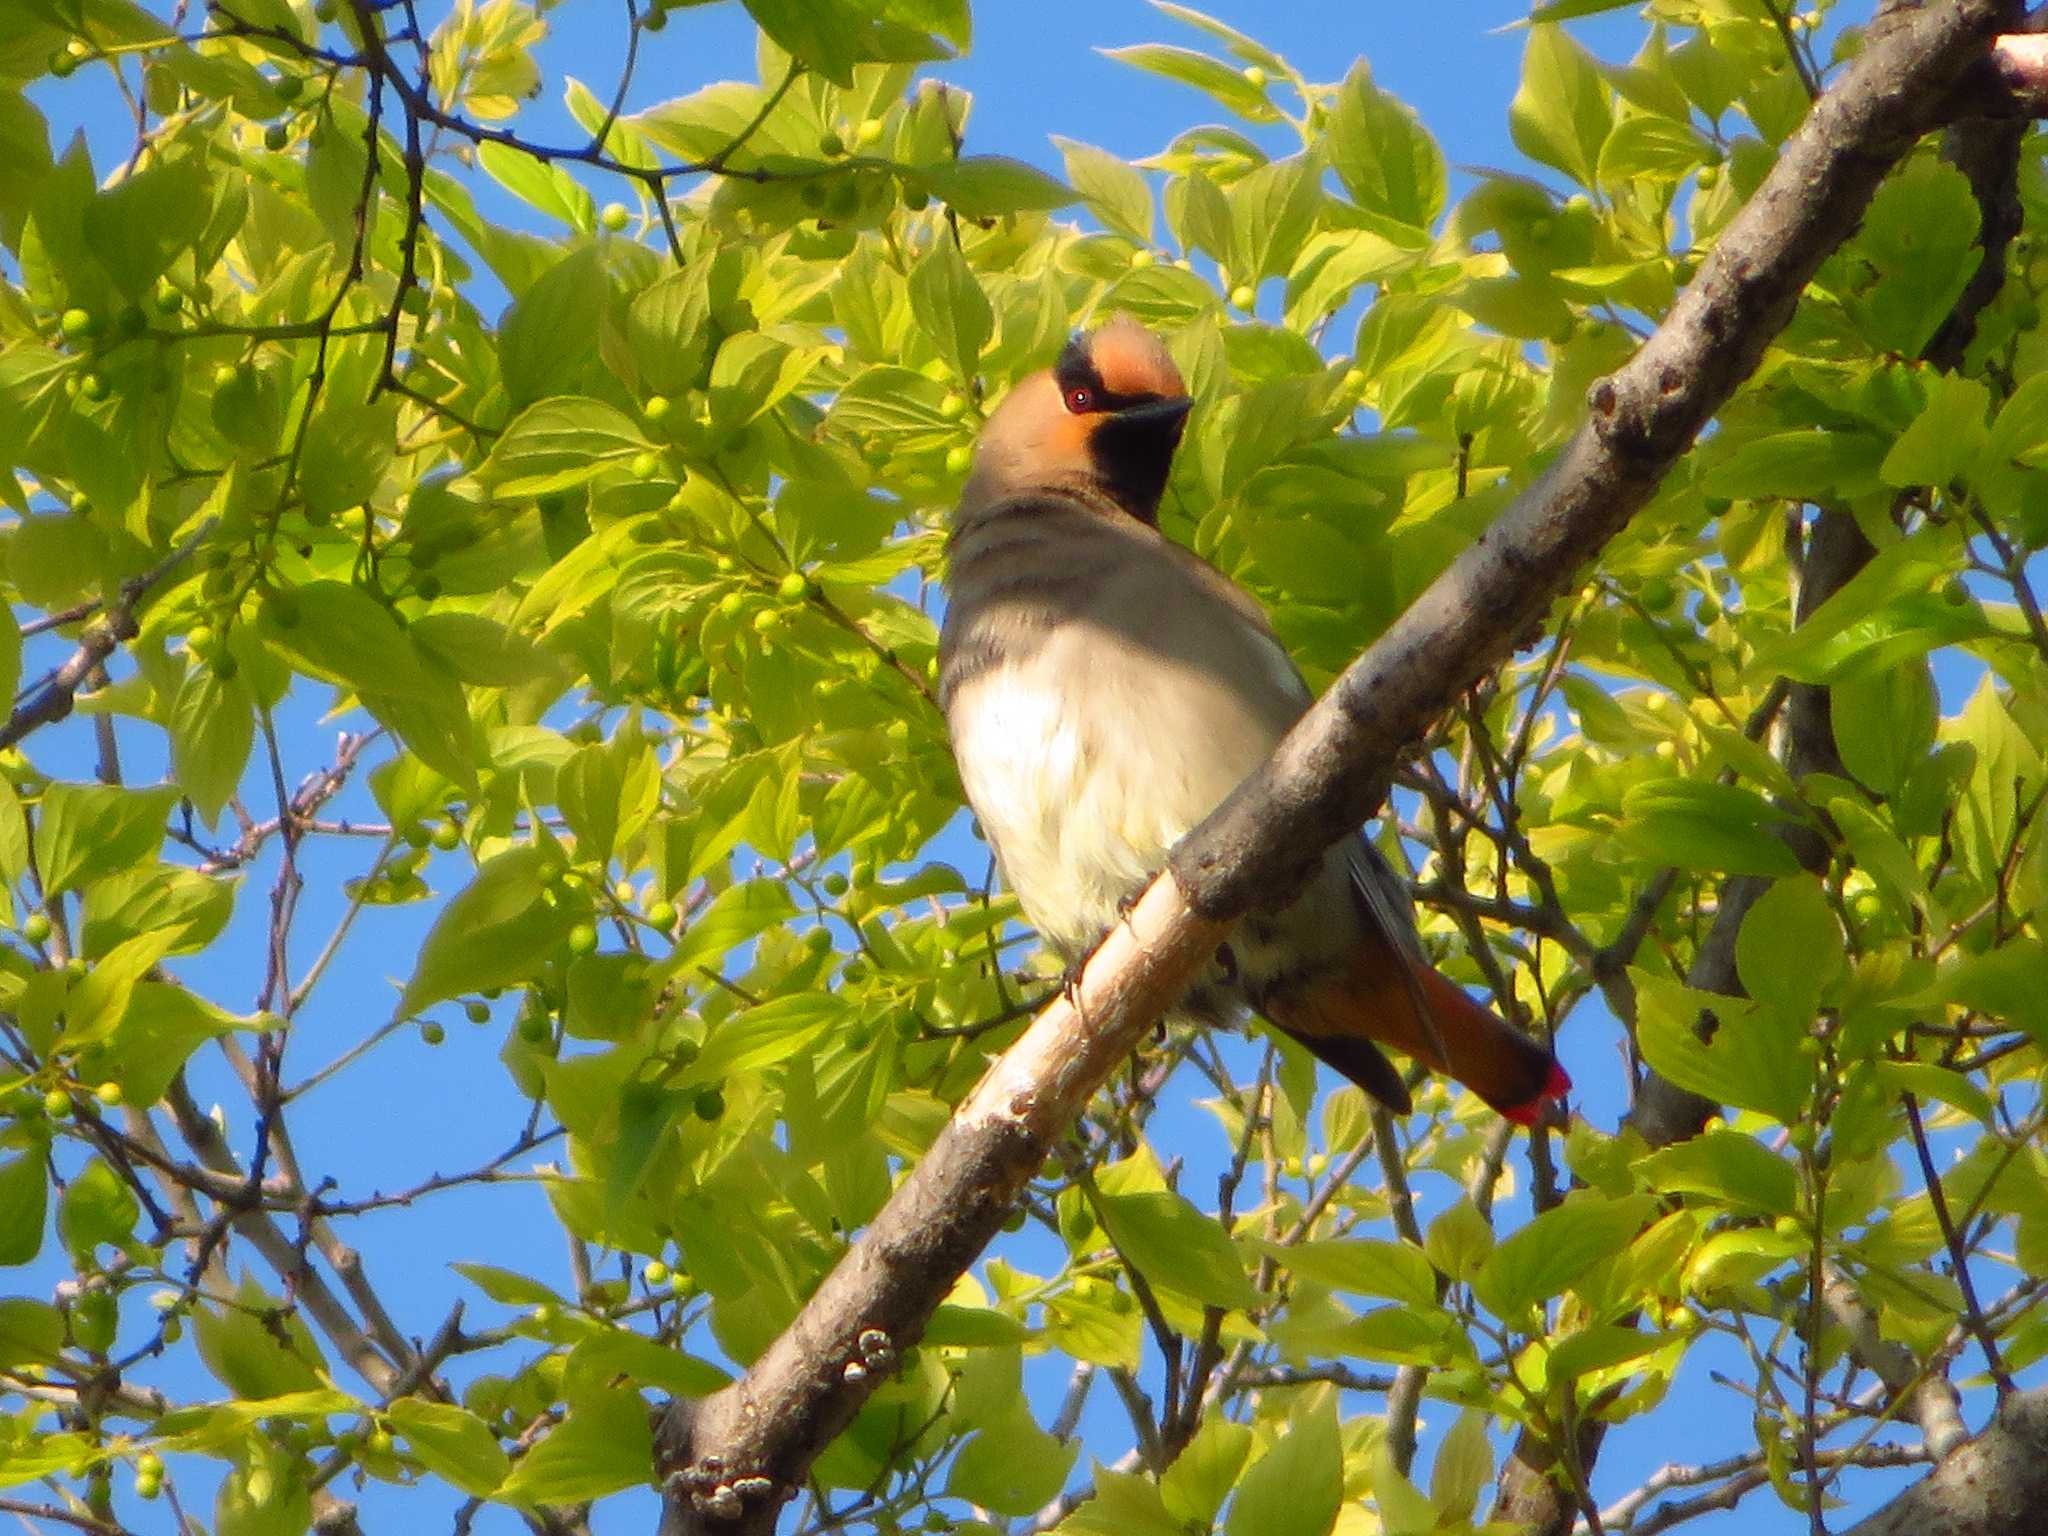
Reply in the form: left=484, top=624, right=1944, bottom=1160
left=657, top=3, right=2018, bottom=1531
left=1840, top=1388, right=2048, bottom=1536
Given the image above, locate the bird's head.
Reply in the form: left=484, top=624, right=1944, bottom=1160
left=964, top=315, right=1191, bottom=524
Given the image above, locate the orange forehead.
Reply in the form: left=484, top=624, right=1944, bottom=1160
left=1089, top=316, right=1185, bottom=398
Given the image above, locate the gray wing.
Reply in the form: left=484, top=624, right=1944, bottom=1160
left=1345, top=836, right=1450, bottom=1069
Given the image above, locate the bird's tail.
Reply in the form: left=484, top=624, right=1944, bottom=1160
left=1269, top=952, right=1569, bottom=1125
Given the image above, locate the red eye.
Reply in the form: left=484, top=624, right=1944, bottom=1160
left=1063, top=386, right=1095, bottom=414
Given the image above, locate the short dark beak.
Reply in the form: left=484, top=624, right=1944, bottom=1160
left=1116, top=396, right=1193, bottom=435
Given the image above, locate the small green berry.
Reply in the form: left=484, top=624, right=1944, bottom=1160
left=855, top=118, right=884, bottom=148
left=1243, top=65, right=1268, bottom=88
left=430, top=820, right=461, bottom=851
left=464, top=1001, right=491, bottom=1024
left=1229, top=285, right=1255, bottom=312
left=716, top=592, right=747, bottom=619
left=777, top=571, right=810, bottom=602
left=643, top=1260, right=670, bottom=1285
left=263, top=121, right=290, bottom=151
left=645, top=900, right=678, bottom=931
left=822, top=872, right=849, bottom=897
left=137, top=1453, right=163, bottom=1478
left=420, top=1021, right=445, bottom=1045
left=43, top=1089, right=70, bottom=1119
left=403, top=822, right=432, bottom=849
left=818, top=131, right=845, bottom=157
left=78, top=372, right=110, bottom=402
left=1131, top=249, right=1155, bottom=269
left=135, top=1473, right=161, bottom=1500
left=938, top=392, right=967, bottom=420
left=566, top=922, right=599, bottom=957
left=630, top=450, right=660, bottom=478
left=600, top=202, right=631, bottom=233
left=209, top=652, right=239, bottom=680
left=60, top=307, right=98, bottom=342
left=154, top=287, right=183, bottom=315
left=94, top=1081, right=123, bottom=1107
left=22, top=912, right=52, bottom=945
left=752, top=608, right=783, bottom=635
left=274, top=74, right=304, bottom=102
left=49, top=50, right=79, bottom=79
left=1943, top=578, right=1970, bottom=606
left=693, top=1086, right=725, bottom=1120
left=644, top=394, right=671, bottom=423
left=414, top=573, right=442, bottom=601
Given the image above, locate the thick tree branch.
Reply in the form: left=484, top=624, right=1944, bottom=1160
left=1840, top=1387, right=2048, bottom=1536
left=656, top=3, right=2017, bottom=1530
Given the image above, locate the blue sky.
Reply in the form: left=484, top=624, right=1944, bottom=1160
left=13, top=3, right=1988, bottom=1533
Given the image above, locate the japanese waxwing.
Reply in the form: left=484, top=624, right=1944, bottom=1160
left=937, top=314, right=1569, bottom=1123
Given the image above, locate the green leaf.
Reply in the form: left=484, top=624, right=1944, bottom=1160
left=478, top=141, right=595, bottom=232
left=401, top=846, right=582, bottom=1015
left=1918, top=939, right=2048, bottom=1049
left=260, top=581, right=426, bottom=699
left=1473, top=1190, right=1656, bottom=1318
left=1327, top=61, right=1443, bottom=241
left=1226, top=151, right=1324, bottom=284
left=56, top=1157, right=138, bottom=1260
left=1831, top=660, right=1935, bottom=799
left=1637, top=1130, right=1798, bottom=1216
left=498, top=247, right=605, bottom=406
left=667, top=878, right=799, bottom=977
left=1247, top=1236, right=1436, bottom=1306
left=408, top=612, right=553, bottom=689
left=947, top=1407, right=1079, bottom=1516
left=192, top=1278, right=328, bottom=1400
left=1104, top=44, right=1284, bottom=124
left=1703, top=429, right=1888, bottom=502
left=1055, top=137, right=1154, bottom=244
left=908, top=239, right=993, bottom=385
left=1616, top=780, right=1802, bottom=877
left=77, top=983, right=247, bottom=1110
left=60, top=929, right=177, bottom=1049
left=1224, top=1388, right=1342, bottom=1536
left=299, top=400, right=398, bottom=519
left=496, top=1389, right=652, bottom=1504
left=82, top=153, right=211, bottom=297
left=1159, top=1416, right=1251, bottom=1527
left=0, top=1298, right=64, bottom=1369
left=1424, top=1198, right=1494, bottom=1282
left=0, top=1152, right=47, bottom=1265
left=1597, top=113, right=1709, bottom=185
left=1849, top=157, right=1981, bottom=357
left=451, top=1263, right=564, bottom=1308
left=385, top=1399, right=512, bottom=1497
left=1735, top=875, right=1844, bottom=1025
left=169, top=667, right=253, bottom=826
left=1879, top=373, right=1990, bottom=490
left=674, top=992, right=844, bottom=1089
left=564, top=1330, right=730, bottom=1398
left=33, top=783, right=179, bottom=897
left=477, top=395, right=651, bottom=497
left=913, top=156, right=1078, bottom=218
left=1509, top=24, right=1611, bottom=187
left=740, top=0, right=863, bottom=85
left=1096, top=1190, right=1260, bottom=1311
left=1633, top=971, right=1807, bottom=1122
left=1430, top=1409, right=1493, bottom=1521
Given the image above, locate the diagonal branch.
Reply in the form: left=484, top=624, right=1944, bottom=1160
left=654, top=3, right=2020, bottom=1531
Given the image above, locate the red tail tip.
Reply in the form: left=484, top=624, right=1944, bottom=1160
left=1499, top=1060, right=1572, bottom=1127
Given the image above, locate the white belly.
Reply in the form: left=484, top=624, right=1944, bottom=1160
left=949, top=627, right=1293, bottom=959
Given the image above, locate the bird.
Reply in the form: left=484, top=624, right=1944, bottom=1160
left=936, top=314, right=1570, bottom=1125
